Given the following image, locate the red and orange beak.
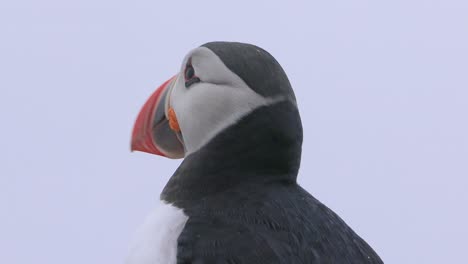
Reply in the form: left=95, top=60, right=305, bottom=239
left=131, top=76, right=185, bottom=159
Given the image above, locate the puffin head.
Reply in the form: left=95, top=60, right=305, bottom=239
left=131, top=42, right=301, bottom=162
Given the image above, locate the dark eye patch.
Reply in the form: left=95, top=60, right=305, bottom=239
left=184, top=58, right=201, bottom=88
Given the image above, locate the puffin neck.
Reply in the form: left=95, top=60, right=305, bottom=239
left=161, top=101, right=303, bottom=206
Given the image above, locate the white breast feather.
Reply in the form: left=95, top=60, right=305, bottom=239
left=126, top=201, right=189, bottom=264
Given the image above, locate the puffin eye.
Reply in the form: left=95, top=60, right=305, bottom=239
left=184, top=60, right=200, bottom=88
left=185, top=65, right=195, bottom=80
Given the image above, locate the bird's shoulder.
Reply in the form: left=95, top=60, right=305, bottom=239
left=176, top=181, right=383, bottom=264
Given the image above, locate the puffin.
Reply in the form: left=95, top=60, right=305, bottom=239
left=128, top=41, right=383, bottom=264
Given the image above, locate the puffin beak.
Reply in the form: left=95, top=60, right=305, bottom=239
left=131, top=76, right=185, bottom=159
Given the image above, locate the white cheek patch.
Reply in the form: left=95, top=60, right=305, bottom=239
left=170, top=47, right=287, bottom=155
left=174, top=83, right=282, bottom=155
left=126, top=201, right=188, bottom=264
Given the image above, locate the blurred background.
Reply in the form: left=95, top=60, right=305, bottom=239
left=1, top=1, right=467, bottom=263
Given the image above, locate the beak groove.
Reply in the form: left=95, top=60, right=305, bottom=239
left=131, top=76, right=184, bottom=158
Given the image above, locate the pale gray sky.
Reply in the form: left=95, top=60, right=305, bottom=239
left=1, top=1, right=467, bottom=263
